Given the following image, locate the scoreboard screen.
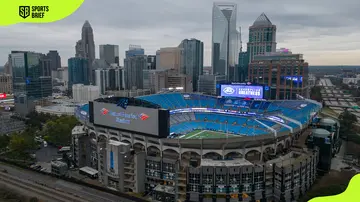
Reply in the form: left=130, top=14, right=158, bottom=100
left=220, top=84, right=264, bottom=99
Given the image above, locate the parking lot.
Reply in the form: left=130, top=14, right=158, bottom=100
left=319, top=78, right=360, bottom=117
left=34, top=142, right=61, bottom=173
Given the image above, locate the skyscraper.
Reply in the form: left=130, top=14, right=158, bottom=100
left=11, top=51, right=52, bottom=100
left=212, top=2, right=239, bottom=81
left=178, top=38, right=204, bottom=92
left=147, top=55, right=156, bottom=70
left=156, top=47, right=184, bottom=72
left=95, top=68, right=123, bottom=94
left=76, top=20, right=95, bottom=83
left=75, top=40, right=83, bottom=57
left=99, top=44, right=119, bottom=65
left=247, top=13, right=276, bottom=63
left=124, top=55, right=147, bottom=90
left=46, top=50, right=61, bottom=71
left=125, top=45, right=144, bottom=58
left=68, top=57, right=90, bottom=92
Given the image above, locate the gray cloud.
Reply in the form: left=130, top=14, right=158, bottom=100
left=0, top=0, right=360, bottom=66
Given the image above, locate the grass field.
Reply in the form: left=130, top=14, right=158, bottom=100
left=180, top=129, right=238, bottom=139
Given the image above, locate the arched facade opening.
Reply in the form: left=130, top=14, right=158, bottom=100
left=224, top=152, right=243, bottom=160
left=133, top=142, right=145, bottom=153
left=262, top=147, right=275, bottom=162
left=181, top=151, right=201, bottom=170
left=163, top=149, right=180, bottom=160
left=147, top=145, right=161, bottom=157
left=121, top=139, right=131, bottom=145
left=89, top=132, right=96, bottom=142
left=245, top=150, right=261, bottom=162
left=109, top=136, right=119, bottom=141
left=202, top=152, right=222, bottom=160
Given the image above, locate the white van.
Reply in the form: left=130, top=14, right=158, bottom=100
left=43, top=141, right=47, bottom=147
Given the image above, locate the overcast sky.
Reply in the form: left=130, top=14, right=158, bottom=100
left=1, top=0, right=360, bottom=66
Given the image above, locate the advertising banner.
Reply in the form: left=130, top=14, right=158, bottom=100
left=220, top=85, right=263, bottom=99
left=93, top=102, right=159, bottom=136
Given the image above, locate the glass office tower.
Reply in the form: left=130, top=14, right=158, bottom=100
left=212, top=2, right=239, bottom=81
left=68, top=57, right=90, bottom=91
left=11, top=51, right=52, bottom=100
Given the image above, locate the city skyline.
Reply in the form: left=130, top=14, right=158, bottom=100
left=0, top=0, right=360, bottom=66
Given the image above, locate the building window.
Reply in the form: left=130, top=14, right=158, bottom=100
left=188, top=173, right=200, bottom=184
left=243, top=184, right=252, bottom=192
left=254, top=171, right=264, bottom=183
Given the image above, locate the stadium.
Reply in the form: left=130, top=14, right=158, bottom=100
left=72, top=90, right=321, bottom=202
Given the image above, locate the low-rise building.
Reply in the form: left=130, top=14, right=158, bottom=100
left=51, top=160, right=68, bottom=177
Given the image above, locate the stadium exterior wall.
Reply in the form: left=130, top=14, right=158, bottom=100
left=83, top=122, right=297, bottom=157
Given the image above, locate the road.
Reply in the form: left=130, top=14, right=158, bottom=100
left=0, top=163, right=137, bottom=202
left=36, top=144, right=59, bottom=163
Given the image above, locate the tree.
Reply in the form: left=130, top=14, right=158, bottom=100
left=0, top=135, right=10, bottom=150
left=25, top=111, right=58, bottom=130
left=42, top=115, right=79, bottom=146
left=339, top=110, right=358, bottom=137
left=8, top=131, right=37, bottom=158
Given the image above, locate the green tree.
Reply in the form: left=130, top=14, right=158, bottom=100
left=42, top=115, right=79, bottom=146
left=339, top=110, right=358, bottom=136
left=0, top=135, right=10, bottom=150
left=25, top=111, right=58, bottom=130
left=8, top=131, right=37, bottom=158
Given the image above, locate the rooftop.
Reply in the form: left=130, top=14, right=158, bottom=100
left=72, top=125, right=85, bottom=135
left=201, top=158, right=253, bottom=167
left=311, top=128, right=331, bottom=138
left=252, top=13, right=272, bottom=26
left=319, top=118, right=338, bottom=125
left=266, top=150, right=312, bottom=167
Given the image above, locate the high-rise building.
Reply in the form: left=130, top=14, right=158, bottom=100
left=72, top=84, right=100, bottom=103
left=0, top=74, right=12, bottom=94
left=46, top=50, right=61, bottom=71
left=147, top=55, right=156, bottom=70
left=143, top=69, right=192, bottom=93
left=99, top=44, right=119, bottom=65
left=68, top=57, right=90, bottom=92
left=178, top=38, right=204, bottom=91
left=212, top=2, right=239, bottom=81
left=75, top=40, right=83, bottom=57
left=166, top=69, right=193, bottom=93
left=198, top=74, right=227, bottom=95
left=11, top=51, right=52, bottom=100
left=124, top=55, right=147, bottom=90
left=75, top=21, right=95, bottom=83
left=238, top=51, right=249, bottom=82
left=4, top=57, right=11, bottom=75
left=126, top=45, right=144, bottom=58
left=247, top=13, right=277, bottom=63
left=249, top=49, right=309, bottom=99
left=156, top=47, right=184, bottom=72
left=94, top=68, right=123, bottom=94
left=92, top=59, right=110, bottom=70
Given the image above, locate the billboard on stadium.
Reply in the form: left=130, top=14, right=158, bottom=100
left=92, top=102, right=160, bottom=136
left=220, top=84, right=264, bottom=99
